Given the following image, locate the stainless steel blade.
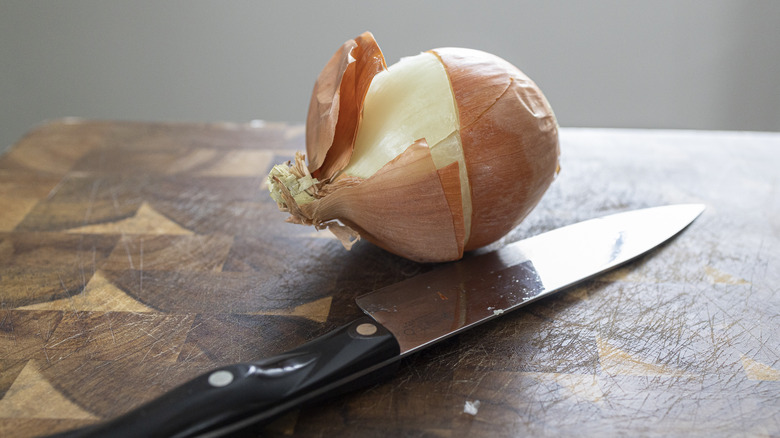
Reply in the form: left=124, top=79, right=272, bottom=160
left=356, top=204, right=705, bottom=355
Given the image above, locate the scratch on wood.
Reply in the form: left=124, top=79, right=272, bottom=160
left=46, top=331, right=85, bottom=349
left=119, top=232, right=135, bottom=270
left=83, top=178, right=101, bottom=226
left=107, top=313, right=117, bottom=344
left=139, top=237, right=144, bottom=295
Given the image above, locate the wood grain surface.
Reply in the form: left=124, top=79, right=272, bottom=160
left=1, top=119, right=778, bottom=437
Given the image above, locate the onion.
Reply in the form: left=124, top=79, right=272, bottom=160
left=268, top=32, right=560, bottom=262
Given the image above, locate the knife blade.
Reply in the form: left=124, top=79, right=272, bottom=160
left=49, top=204, right=704, bottom=438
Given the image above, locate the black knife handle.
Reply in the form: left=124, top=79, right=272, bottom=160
left=46, top=316, right=400, bottom=438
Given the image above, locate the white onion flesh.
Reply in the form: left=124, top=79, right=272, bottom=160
left=343, top=52, right=473, bottom=241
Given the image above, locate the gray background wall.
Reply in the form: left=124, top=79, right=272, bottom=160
left=2, top=1, right=779, bottom=154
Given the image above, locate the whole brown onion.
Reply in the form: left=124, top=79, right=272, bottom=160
left=268, top=32, right=559, bottom=262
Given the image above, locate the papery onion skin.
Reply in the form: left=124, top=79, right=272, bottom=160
left=430, top=47, right=560, bottom=250
left=269, top=32, right=559, bottom=263
left=306, top=33, right=387, bottom=181
left=311, top=139, right=465, bottom=262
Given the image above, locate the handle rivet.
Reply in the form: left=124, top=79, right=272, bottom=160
left=356, top=323, right=378, bottom=336
left=208, top=370, right=234, bottom=387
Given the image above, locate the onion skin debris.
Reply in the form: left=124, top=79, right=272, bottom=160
left=267, top=31, right=560, bottom=263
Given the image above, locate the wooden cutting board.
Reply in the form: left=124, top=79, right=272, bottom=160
left=1, top=120, right=778, bottom=437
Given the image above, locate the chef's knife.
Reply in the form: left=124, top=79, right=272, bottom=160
left=49, top=204, right=704, bottom=438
